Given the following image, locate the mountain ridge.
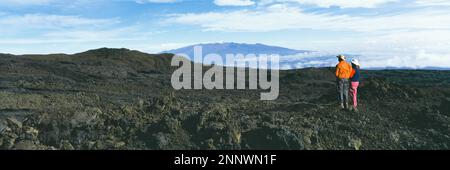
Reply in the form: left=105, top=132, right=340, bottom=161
left=162, top=42, right=312, bottom=58
left=2, top=47, right=449, bottom=70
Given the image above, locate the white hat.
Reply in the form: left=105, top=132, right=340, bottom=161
left=351, top=59, right=360, bottom=66
left=336, top=55, right=346, bottom=60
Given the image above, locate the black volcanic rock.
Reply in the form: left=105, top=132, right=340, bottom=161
left=0, top=48, right=449, bottom=150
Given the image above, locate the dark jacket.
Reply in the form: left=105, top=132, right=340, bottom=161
left=350, top=65, right=360, bottom=82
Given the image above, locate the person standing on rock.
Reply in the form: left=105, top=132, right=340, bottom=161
left=335, top=55, right=353, bottom=110
left=349, top=59, right=360, bottom=112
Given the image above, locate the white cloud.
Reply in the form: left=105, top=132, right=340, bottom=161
left=354, top=30, right=450, bottom=68
left=42, top=27, right=139, bottom=40
left=415, top=0, right=450, bottom=6
left=264, top=0, right=399, bottom=8
left=168, top=4, right=450, bottom=32
left=0, top=0, right=177, bottom=5
left=0, top=0, right=53, bottom=5
left=135, top=0, right=179, bottom=3
left=360, top=52, right=450, bottom=69
left=214, top=0, right=255, bottom=6
left=0, top=14, right=119, bottom=29
left=0, top=13, right=126, bottom=54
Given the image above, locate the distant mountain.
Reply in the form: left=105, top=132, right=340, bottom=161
left=162, top=42, right=312, bottom=59
left=161, top=42, right=358, bottom=69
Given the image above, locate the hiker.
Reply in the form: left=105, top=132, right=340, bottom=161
left=349, top=59, right=360, bottom=112
left=335, top=55, right=353, bottom=109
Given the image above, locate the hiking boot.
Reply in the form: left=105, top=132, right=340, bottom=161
left=340, top=103, right=345, bottom=109
left=353, top=107, right=359, bottom=112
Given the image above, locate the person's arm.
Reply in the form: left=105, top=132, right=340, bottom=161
left=335, top=65, right=340, bottom=78
left=350, top=69, right=355, bottom=78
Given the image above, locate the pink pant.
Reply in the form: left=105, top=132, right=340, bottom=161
left=349, top=82, right=359, bottom=107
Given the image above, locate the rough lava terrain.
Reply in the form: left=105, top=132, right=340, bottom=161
left=1, top=48, right=449, bottom=150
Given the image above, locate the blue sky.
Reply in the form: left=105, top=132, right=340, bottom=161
left=1, top=0, right=450, bottom=68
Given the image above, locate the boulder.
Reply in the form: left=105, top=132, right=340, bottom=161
left=59, top=140, right=75, bottom=150
left=242, top=123, right=304, bottom=150
left=348, top=138, right=363, bottom=150
left=6, top=117, right=22, bottom=130
left=14, top=140, right=38, bottom=150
